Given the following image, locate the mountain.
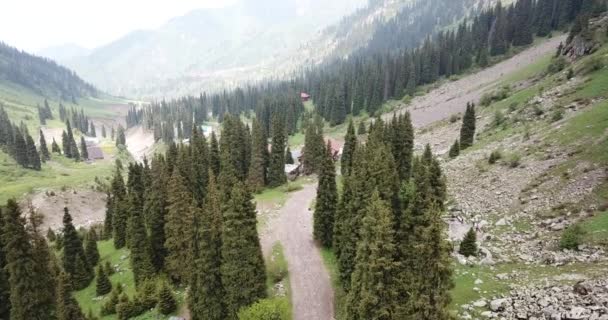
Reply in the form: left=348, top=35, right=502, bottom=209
left=37, top=43, right=91, bottom=62
left=59, top=0, right=367, bottom=97
left=0, top=42, right=97, bottom=100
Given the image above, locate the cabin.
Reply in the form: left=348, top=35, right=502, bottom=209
left=326, top=138, right=344, bottom=160
left=285, top=163, right=301, bottom=181
left=300, top=92, right=311, bottom=102
left=85, top=141, right=104, bottom=160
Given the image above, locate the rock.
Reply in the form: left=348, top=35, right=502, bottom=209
left=481, top=311, right=494, bottom=318
left=490, top=298, right=507, bottom=312
left=475, top=278, right=484, bottom=285
left=473, top=299, right=487, bottom=308
left=496, top=273, right=509, bottom=280
left=564, top=306, right=588, bottom=320
left=495, top=218, right=508, bottom=226
left=573, top=281, right=591, bottom=296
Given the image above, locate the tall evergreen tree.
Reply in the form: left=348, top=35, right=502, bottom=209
left=129, top=198, right=155, bottom=287
left=189, top=172, right=225, bottom=320
left=285, top=146, right=294, bottom=165
left=314, top=141, right=337, bottom=248
left=345, top=191, right=400, bottom=320
left=111, top=167, right=128, bottom=249
left=96, top=265, right=112, bottom=296
left=2, top=199, right=56, bottom=319
left=157, top=282, right=177, bottom=315
left=0, top=208, right=10, bottom=320
left=221, top=184, right=267, bottom=319
left=25, top=132, right=41, bottom=170
left=302, top=122, right=324, bottom=175
left=39, top=130, right=50, bottom=161
left=80, top=136, right=88, bottom=160
left=247, top=119, right=268, bottom=193
left=56, top=272, right=86, bottom=320
left=62, top=207, right=93, bottom=290
left=115, top=126, right=126, bottom=146
left=164, top=171, right=196, bottom=283
left=144, top=156, right=169, bottom=272
left=341, top=120, right=357, bottom=177
left=209, top=132, right=221, bottom=178
left=66, top=120, right=80, bottom=160
left=267, top=115, right=287, bottom=187
left=459, top=103, right=476, bottom=149
left=84, top=229, right=100, bottom=267
left=51, top=137, right=61, bottom=154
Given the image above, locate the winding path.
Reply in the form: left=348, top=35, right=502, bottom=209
left=261, top=183, right=334, bottom=320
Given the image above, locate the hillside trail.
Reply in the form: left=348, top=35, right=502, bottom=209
left=385, top=35, right=567, bottom=127
left=260, top=183, right=334, bottom=320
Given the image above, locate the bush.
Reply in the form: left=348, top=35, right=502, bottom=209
left=267, top=243, right=288, bottom=284
left=449, top=114, right=459, bottom=123
left=488, top=150, right=502, bottom=164
left=547, top=56, right=568, bottom=74
left=480, top=92, right=493, bottom=107
left=507, top=153, right=521, bottom=168
left=581, top=56, right=605, bottom=75
left=493, top=110, right=505, bottom=128
left=480, top=86, right=511, bottom=107
left=567, top=68, right=575, bottom=79
left=449, top=140, right=460, bottom=159
left=560, top=224, right=586, bottom=250
left=459, top=228, right=478, bottom=257
left=551, top=109, right=564, bottom=122
left=238, top=298, right=290, bottom=320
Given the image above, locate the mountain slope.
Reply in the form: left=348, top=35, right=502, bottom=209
left=59, top=0, right=366, bottom=97
left=37, top=43, right=91, bottom=62
left=0, top=42, right=97, bottom=100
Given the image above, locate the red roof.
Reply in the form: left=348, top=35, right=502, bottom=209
left=300, top=92, right=310, bottom=98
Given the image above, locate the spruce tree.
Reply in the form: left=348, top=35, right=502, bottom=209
left=144, top=156, right=169, bottom=272
left=302, top=122, right=324, bottom=175
left=449, top=140, right=460, bottom=158
left=460, top=103, right=476, bottom=149
left=209, top=132, right=221, bottom=178
left=62, top=131, right=71, bottom=157
left=103, top=193, right=113, bottom=239
left=189, top=172, right=225, bottom=320
left=52, top=137, right=61, bottom=154
left=267, top=115, right=287, bottom=187
left=341, top=120, right=357, bottom=177
left=25, top=132, right=41, bottom=170
left=80, top=136, right=88, bottom=160
left=2, top=199, right=56, bottom=319
left=13, top=129, right=28, bottom=167
left=285, top=146, right=294, bottom=165
left=56, top=271, right=86, bottom=320
left=357, top=121, right=367, bottom=135
left=314, top=141, right=337, bottom=248
left=111, top=166, right=128, bottom=249
left=164, top=171, right=196, bottom=283
left=221, top=184, right=267, bottom=319
left=247, top=119, right=268, bottom=192
left=39, top=130, right=50, bottom=161
left=459, top=227, right=478, bottom=257
left=84, top=229, right=100, bottom=267
left=101, top=125, right=106, bottom=138
left=96, top=265, right=112, bottom=296
left=0, top=208, right=10, bottom=320
left=116, top=126, right=126, bottom=146
left=129, top=201, right=155, bottom=287
left=345, top=191, right=400, bottom=320
left=157, top=282, right=177, bottom=315
left=62, top=207, right=93, bottom=290
left=66, top=120, right=80, bottom=160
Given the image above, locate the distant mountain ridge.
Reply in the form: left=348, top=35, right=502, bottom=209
left=55, top=0, right=367, bottom=98
left=37, top=43, right=91, bottom=62
left=0, top=42, right=97, bottom=100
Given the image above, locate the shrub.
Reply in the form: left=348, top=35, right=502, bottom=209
left=581, top=56, right=605, bottom=75
left=567, top=68, right=575, bottom=79
left=267, top=243, right=288, bottom=284
left=459, top=228, right=478, bottom=257
left=560, top=224, right=586, bottom=250
left=507, top=153, right=521, bottom=168
left=238, top=298, right=290, bottom=320
left=508, top=102, right=519, bottom=113
left=480, top=92, right=493, bottom=107
left=488, top=150, right=502, bottom=164
left=449, top=114, right=459, bottom=123
left=533, top=104, right=544, bottom=116
left=493, top=110, right=505, bottom=128
left=547, top=56, right=568, bottom=74
left=449, top=140, right=460, bottom=159
left=551, top=109, right=564, bottom=122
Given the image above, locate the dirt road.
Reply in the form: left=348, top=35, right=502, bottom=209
left=261, top=183, right=334, bottom=320
left=386, top=35, right=567, bottom=127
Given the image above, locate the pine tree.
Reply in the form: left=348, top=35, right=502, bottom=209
left=116, top=126, right=126, bottom=146
left=285, top=146, right=294, bottom=165
left=390, top=113, right=414, bottom=182
left=302, top=122, right=324, bottom=175
left=56, top=271, right=86, bottom=320
left=345, top=191, right=400, bottom=320
left=221, top=184, right=267, bottom=319
left=357, top=121, right=367, bottom=135
left=129, top=201, right=155, bottom=287
left=66, top=120, right=80, bottom=160
left=314, top=141, right=337, bottom=248
left=101, top=125, right=107, bottom=138
left=52, top=137, right=61, bottom=154
left=39, top=130, right=50, bottom=161
left=267, top=115, right=286, bottom=187
left=449, top=140, right=460, bottom=158
left=80, top=136, right=89, bottom=160
left=144, top=156, right=168, bottom=272
left=25, top=132, right=41, bottom=170
left=62, top=131, right=71, bottom=157
left=247, top=119, right=268, bottom=192
left=90, top=122, right=96, bottom=137
left=13, top=129, right=28, bottom=166
left=189, top=172, right=225, bottom=320
left=96, top=265, right=112, bottom=296
left=459, top=103, right=476, bottom=149
left=209, top=132, right=221, bottom=178
left=341, top=120, right=357, bottom=177
left=0, top=208, right=10, bottom=320
left=459, top=227, right=478, bottom=257
left=62, top=207, right=93, bottom=290
left=157, top=282, right=177, bottom=315
left=103, top=193, right=113, bottom=239
left=2, top=199, right=56, bottom=319
left=164, top=171, right=196, bottom=283
left=84, top=229, right=100, bottom=267
left=111, top=166, right=128, bottom=249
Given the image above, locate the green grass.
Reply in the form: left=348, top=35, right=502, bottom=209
left=502, top=53, right=553, bottom=85
left=254, top=177, right=309, bottom=205
left=74, top=240, right=184, bottom=319
left=580, top=211, right=608, bottom=245
left=0, top=148, right=130, bottom=204
left=320, top=248, right=347, bottom=320
left=265, top=242, right=293, bottom=320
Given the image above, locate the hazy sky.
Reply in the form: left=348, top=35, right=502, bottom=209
left=0, top=0, right=236, bottom=52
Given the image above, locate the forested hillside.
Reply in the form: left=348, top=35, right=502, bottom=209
left=0, top=42, right=97, bottom=100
